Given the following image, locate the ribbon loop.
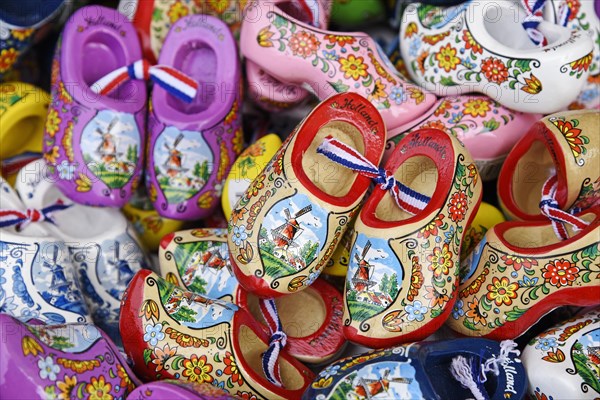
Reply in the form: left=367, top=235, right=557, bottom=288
left=0, top=200, right=72, bottom=230
left=521, top=0, right=549, bottom=47
left=316, top=136, right=430, bottom=216
left=92, top=59, right=199, bottom=103
left=259, top=298, right=288, bottom=388
left=539, top=175, right=590, bottom=240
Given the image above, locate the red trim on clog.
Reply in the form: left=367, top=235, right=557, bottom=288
left=159, top=231, right=175, bottom=250
left=498, top=120, right=569, bottom=221
left=291, top=92, right=386, bottom=208
left=359, top=129, right=455, bottom=229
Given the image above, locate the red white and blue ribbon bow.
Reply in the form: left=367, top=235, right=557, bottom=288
left=259, top=298, right=288, bottom=388
left=521, top=0, right=549, bottom=46
left=539, top=175, right=590, bottom=240
left=91, top=59, right=199, bottom=103
left=0, top=200, right=72, bottom=230
left=316, top=136, right=430, bottom=215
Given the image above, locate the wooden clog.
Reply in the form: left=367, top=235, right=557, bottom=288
left=228, top=93, right=386, bottom=298
left=159, top=228, right=346, bottom=364
left=343, top=128, right=482, bottom=347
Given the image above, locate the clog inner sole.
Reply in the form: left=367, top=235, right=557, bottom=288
left=502, top=211, right=597, bottom=249
left=303, top=121, right=365, bottom=198
left=82, top=32, right=136, bottom=101
left=1, top=116, right=44, bottom=158
left=376, top=155, right=438, bottom=222
left=168, top=42, right=216, bottom=114
left=246, top=288, right=326, bottom=338
left=239, top=325, right=306, bottom=390
left=511, top=140, right=554, bottom=215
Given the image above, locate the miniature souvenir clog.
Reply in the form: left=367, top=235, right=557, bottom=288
left=543, top=0, right=600, bottom=110
left=340, top=128, right=482, bottom=347
left=399, top=1, right=594, bottom=113
left=240, top=1, right=436, bottom=131
left=159, top=228, right=346, bottom=364
left=447, top=206, right=600, bottom=340
left=118, top=0, right=248, bottom=63
left=0, top=82, right=49, bottom=185
left=228, top=93, right=386, bottom=298
left=123, top=193, right=186, bottom=253
left=0, top=0, right=66, bottom=79
left=385, top=96, right=541, bottom=181
left=13, top=159, right=148, bottom=344
left=0, top=177, right=91, bottom=324
left=498, top=110, right=600, bottom=221
left=303, top=338, right=527, bottom=400
left=145, top=15, right=242, bottom=220
left=0, top=314, right=141, bottom=399
left=522, top=308, right=600, bottom=399
left=120, top=270, right=315, bottom=399
left=330, top=0, right=386, bottom=28
left=128, top=380, right=236, bottom=399
left=43, top=5, right=147, bottom=208
left=460, top=202, right=506, bottom=262
left=222, top=134, right=282, bottom=221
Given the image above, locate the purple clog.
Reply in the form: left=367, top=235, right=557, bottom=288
left=127, top=380, right=236, bottom=399
left=145, top=14, right=242, bottom=221
left=43, top=5, right=147, bottom=207
left=0, top=314, right=141, bottom=398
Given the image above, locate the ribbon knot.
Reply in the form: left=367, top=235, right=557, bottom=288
left=316, top=136, right=430, bottom=216
left=92, top=59, right=199, bottom=103
left=0, top=200, right=72, bottom=230
left=521, top=0, right=549, bottom=47
left=270, top=330, right=288, bottom=347
left=540, top=175, right=590, bottom=240
left=259, top=298, right=288, bottom=388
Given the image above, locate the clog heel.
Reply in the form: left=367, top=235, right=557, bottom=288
left=120, top=270, right=314, bottom=399
left=159, top=228, right=346, bottom=364
left=228, top=92, right=386, bottom=298
left=339, top=128, right=482, bottom=347
left=240, top=1, right=436, bottom=131
left=498, top=110, right=599, bottom=221
left=43, top=5, right=147, bottom=207
left=447, top=206, right=600, bottom=339
left=399, top=1, right=594, bottom=113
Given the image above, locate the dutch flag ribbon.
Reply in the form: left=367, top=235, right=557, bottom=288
left=316, top=136, right=430, bottom=216
left=91, top=59, right=199, bottom=103
left=539, top=174, right=590, bottom=240
left=259, top=298, right=288, bottom=388
left=521, top=0, right=549, bottom=47
left=0, top=200, right=72, bottom=230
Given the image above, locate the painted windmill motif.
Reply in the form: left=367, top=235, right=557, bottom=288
left=106, top=241, right=135, bottom=290
left=43, top=245, right=79, bottom=305
left=163, top=133, right=188, bottom=178
left=182, top=245, right=230, bottom=285
left=351, top=369, right=413, bottom=400
left=95, top=117, right=120, bottom=164
left=270, top=205, right=312, bottom=265
left=351, top=241, right=377, bottom=292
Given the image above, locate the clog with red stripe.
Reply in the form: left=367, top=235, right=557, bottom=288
left=340, top=128, right=482, bottom=348
left=446, top=206, right=600, bottom=340
left=145, top=15, right=242, bottom=220
left=120, top=270, right=314, bottom=399
left=227, top=93, right=386, bottom=298
left=498, top=110, right=599, bottom=221
left=42, top=5, right=147, bottom=207
left=158, top=228, right=346, bottom=364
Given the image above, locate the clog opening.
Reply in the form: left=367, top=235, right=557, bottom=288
left=303, top=121, right=365, bottom=198
left=426, top=354, right=498, bottom=399
left=375, top=155, right=438, bottom=222
left=82, top=32, right=136, bottom=101
left=0, top=0, right=63, bottom=27
left=239, top=325, right=305, bottom=390
left=510, top=140, right=554, bottom=215
left=168, top=40, right=217, bottom=114
left=0, top=115, right=44, bottom=158
left=502, top=211, right=596, bottom=249
left=246, top=288, right=326, bottom=338
left=277, top=1, right=314, bottom=21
